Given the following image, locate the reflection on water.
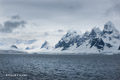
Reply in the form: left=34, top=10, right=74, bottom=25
left=0, top=54, right=120, bottom=80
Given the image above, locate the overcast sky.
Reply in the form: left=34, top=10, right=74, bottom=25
left=0, top=0, right=120, bottom=41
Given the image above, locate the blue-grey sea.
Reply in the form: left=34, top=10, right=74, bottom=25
left=0, top=54, right=120, bottom=80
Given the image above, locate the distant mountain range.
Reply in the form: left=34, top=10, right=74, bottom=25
left=10, top=21, right=120, bottom=54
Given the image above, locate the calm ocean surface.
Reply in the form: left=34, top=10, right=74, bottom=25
left=0, top=54, right=120, bottom=80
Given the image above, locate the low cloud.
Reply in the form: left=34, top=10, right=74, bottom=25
left=0, top=15, right=26, bottom=33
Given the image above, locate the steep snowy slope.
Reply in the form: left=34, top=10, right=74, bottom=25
left=101, top=21, right=120, bottom=53
left=41, top=41, right=51, bottom=49
left=54, top=21, right=120, bottom=53
left=55, top=30, right=81, bottom=50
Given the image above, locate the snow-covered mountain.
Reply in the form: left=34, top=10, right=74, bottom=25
left=11, top=45, right=18, bottom=49
left=3, top=21, right=120, bottom=54
left=41, top=41, right=51, bottom=49
left=54, top=21, right=120, bottom=53
left=55, top=30, right=81, bottom=50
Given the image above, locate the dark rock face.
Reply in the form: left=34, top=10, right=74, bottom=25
left=103, top=30, right=113, bottom=34
left=89, top=29, right=97, bottom=38
left=41, top=41, right=50, bottom=49
left=82, top=31, right=90, bottom=40
left=103, top=21, right=114, bottom=34
left=103, top=21, right=120, bottom=39
left=109, top=37, right=112, bottom=41
left=55, top=35, right=81, bottom=50
left=106, top=43, right=113, bottom=48
left=11, top=45, right=18, bottom=49
left=77, top=32, right=90, bottom=47
left=55, top=31, right=81, bottom=50
left=55, top=21, right=120, bottom=52
left=118, top=46, right=120, bottom=50
left=90, top=38, right=105, bottom=50
left=103, top=25, right=113, bottom=34
left=55, top=41, right=70, bottom=50
left=76, top=38, right=84, bottom=47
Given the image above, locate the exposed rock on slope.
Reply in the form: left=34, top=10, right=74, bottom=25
left=41, top=41, right=50, bottom=49
left=55, top=21, right=120, bottom=53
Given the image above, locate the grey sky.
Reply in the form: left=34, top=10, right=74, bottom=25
left=0, top=0, right=120, bottom=33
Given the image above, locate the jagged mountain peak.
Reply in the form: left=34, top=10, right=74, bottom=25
left=105, top=21, right=115, bottom=27
left=61, top=30, right=81, bottom=42
left=82, top=31, right=90, bottom=40
left=5, top=21, right=120, bottom=54
left=55, top=30, right=82, bottom=50
left=83, top=31, right=89, bottom=36
left=91, top=27, right=101, bottom=33
left=89, top=27, right=101, bottom=38
left=64, top=30, right=81, bottom=37
left=11, top=45, right=18, bottom=49
left=41, top=41, right=50, bottom=49
left=103, top=21, right=120, bottom=39
left=90, top=38, right=105, bottom=51
left=93, top=26, right=101, bottom=30
left=65, top=30, right=77, bottom=37
left=103, top=21, right=118, bottom=34
left=43, top=41, right=49, bottom=44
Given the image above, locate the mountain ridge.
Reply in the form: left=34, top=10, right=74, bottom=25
left=6, top=21, right=120, bottom=54
left=54, top=21, right=120, bottom=53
